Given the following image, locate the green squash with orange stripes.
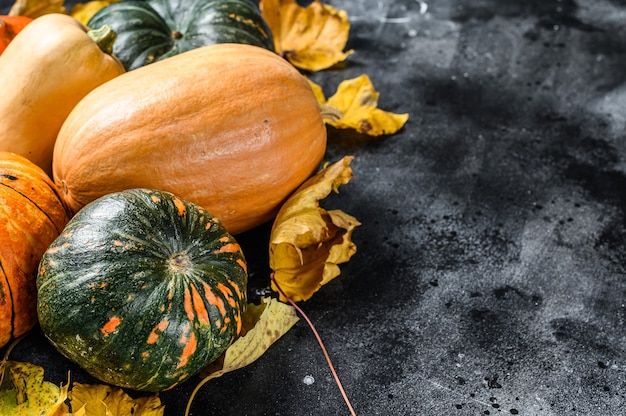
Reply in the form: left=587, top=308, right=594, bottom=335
left=87, top=0, right=274, bottom=71
left=36, top=188, right=247, bottom=392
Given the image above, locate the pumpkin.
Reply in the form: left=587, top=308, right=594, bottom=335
left=37, top=188, right=248, bottom=392
left=0, top=152, right=69, bottom=349
left=0, top=13, right=125, bottom=175
left=87, top=0, right=274, bottom=70
left=0, top=15, right=32, bottom=54
left=53, top=43, right=327, bottom=235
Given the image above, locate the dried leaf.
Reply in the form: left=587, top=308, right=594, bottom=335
left=307, top=77, right=327, bottom=104
left=70, top=1, right=119, bottom=25
left=8, top=0, right=65, bottom=18
left=198, top=297, right=299, bottom=380
left=315, top=74, right=409, bottom=136
left=68, top=383, right=164, bottom=416
left=269, top=156, right=360, bottom=302
left=186, top=298, right=298, bottom=414
left=261, top=0, right=353, bottom=71
left=0, top=360, right=69, bottom=415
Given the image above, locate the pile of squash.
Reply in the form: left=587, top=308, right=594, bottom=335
left=0, top=0, right=327, bottom=392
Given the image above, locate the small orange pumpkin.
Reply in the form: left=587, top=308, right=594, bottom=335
left=0, top=151, right=69, bottom=348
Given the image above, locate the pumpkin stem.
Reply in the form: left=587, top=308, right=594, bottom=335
left=87, top=25, right=117, bottom=55
left=319, top=104, right=344, bottom=123
left=169, top=253, right=193, bottom=273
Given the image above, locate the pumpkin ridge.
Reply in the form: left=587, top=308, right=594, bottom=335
left=0, top=260, right=16, bottom=341
left=0, top=181, right=63, bottom=235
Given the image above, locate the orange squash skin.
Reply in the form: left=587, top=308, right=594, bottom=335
left=53, top=43, right=327, bottom=235
left=0, top=13, right=125, bottom=175
left=0, top=152, right=69, bottom=348
left=0, top=15, right=32, bottom=55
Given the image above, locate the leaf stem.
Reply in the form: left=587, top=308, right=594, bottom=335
left=319, top=103, right=344, bottom=123
left=0, top=334, right=26, bottom=387
left=271, top=274, right=358, bottom=416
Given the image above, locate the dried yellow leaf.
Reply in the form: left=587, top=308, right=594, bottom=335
left=68, top=383, right=164, bottom=416
left=186, top=298, right=298, bottom=415
left=269, top=156, right=360, bottom=302
left=198, top=297, right=299, bottom=381
left=70, top=0, right=119, bottom=25
left=0, top=360, right=69, bottom=415
left=316, top=74, right=409, bottom=136
left=8, top=0, right=65, bottom=18
left=261, top=0, right=354, bottom=72
left=307, top=77, right=327, bottom=105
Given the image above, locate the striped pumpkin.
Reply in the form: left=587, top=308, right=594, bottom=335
left=36, top=188, right=247, bottom=392
left=87, top=0, right=274, bottom=70
left=0, top=151, right=69, bottom=348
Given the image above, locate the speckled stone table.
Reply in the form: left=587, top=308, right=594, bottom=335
left=4, top=0, right=626, bottom=415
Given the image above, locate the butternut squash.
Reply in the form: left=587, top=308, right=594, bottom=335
left=53, top=43, right=327, bottom=235
left=0, top=15, right=32, bottom=55
left=0, top=13, right=125, bottom=175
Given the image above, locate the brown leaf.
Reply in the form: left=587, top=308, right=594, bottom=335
left=261, top=0, right=353, bottom=71
left=269, top=156, right=360, bottom=302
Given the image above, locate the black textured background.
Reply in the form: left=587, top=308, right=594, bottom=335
left=3, top=0, right=626, bottom=415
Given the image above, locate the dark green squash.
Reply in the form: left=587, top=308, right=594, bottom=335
left=36, top=188, right=248, bottom=392
left=87, top=0, right=274, bottom=70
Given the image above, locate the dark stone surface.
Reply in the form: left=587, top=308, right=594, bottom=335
left=3, top=0, right=626, bottom=415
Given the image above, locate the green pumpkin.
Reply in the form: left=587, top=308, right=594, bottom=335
left=87, top=0, right=274, bottom=70
left=36, top=188, right=248, bottom=392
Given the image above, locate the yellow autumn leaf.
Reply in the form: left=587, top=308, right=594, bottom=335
left=8, top=0, right=65, bottom=17
left=269, top=156, right=360, bottom=302
left=186, top=297, right=298, bottom=415
left=198, top=297, right=298, bottom=380
left=68, top=383, right=164, bottom=416
left=314, top=74, right=409, bottom=136
left=307, top=77, right=327, bottom=104
left=260, top=0, right=354, bottom=72
left=70, top=0, right=119, bottom=25
left=0, top=360, right=69, bottom=415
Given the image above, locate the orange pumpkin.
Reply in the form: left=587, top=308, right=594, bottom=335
left=0, top=152, right=69, bottom=348
left=53, top=43, right=327, bottom=235
left=0, top=15, right=32, bottom=55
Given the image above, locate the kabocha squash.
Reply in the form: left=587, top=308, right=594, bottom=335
left=37, top=188, right=248, bottom=392
left=87, top=0, right=274, bottom=70
left=0, top=13, right=125, bottom=175
left=0, top=152, right=69, bottom=349
left=53, top=43, right=327, bottom=235
left=0, top=15, right=31, bottom=54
